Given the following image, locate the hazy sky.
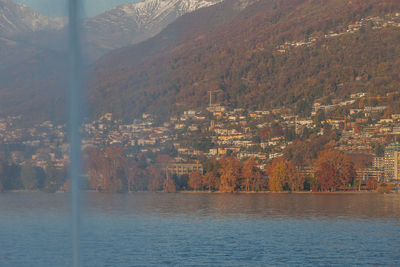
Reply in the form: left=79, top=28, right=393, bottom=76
left=14, top=0, right=141, bottom=17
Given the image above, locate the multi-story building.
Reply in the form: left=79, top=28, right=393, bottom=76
left=370, top=156, right=385, bottom=182
left=373, top=157, right=385, bottom=169
left=166, top=163, right=204, bottom=176
left=384, top=144, right=400, bottom=181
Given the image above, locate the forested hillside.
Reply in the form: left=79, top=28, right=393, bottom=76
left=0, top=0, right=247, bottom=124
left=89, top=0, right=400, bottom=121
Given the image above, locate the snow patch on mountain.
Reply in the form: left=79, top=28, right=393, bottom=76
left=0, top=0, right=64, bottom=37
left=84, top=0, right=223, bottom=59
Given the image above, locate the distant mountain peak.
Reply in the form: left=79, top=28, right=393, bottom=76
left=119, top=0, right=223, bottom=16
left=84, top=0, right=223, bottom=60
left=0, top=0, right=65, bottom=37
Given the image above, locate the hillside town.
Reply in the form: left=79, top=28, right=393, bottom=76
left=1, top=89, right=400, bottom=192
left=277, top=13, right=400, bottom=53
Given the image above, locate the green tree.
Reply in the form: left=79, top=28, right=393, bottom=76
left=0, top=154, right=7, bottom=191
left=313, top=110, right=326, bottom=128
left=44, top=165, right=67, bottom=193
left=20, top=163, right=44, bottom=191
left=373, top=143, right=385, bottom=157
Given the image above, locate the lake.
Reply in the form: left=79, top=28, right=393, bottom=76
left=0, top=192, right=399, bottom=266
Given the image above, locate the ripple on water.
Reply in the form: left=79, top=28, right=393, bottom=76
left=0, top=192, right=399, bottom=266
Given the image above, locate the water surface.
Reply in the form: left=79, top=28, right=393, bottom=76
left=0, top=193, right=399, bottom=266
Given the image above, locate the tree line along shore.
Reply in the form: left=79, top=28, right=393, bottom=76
left=1, top=146, right=395, bottom=194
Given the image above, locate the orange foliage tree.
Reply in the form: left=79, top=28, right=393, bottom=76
left=267, top=157, right=303, bottom=191
left=314, top=149, right=356, bottom=191
left=219, top=157, right=241, bottom=192
left=146, top=166, right=164, bottom=191
left=287, top=168, right=305, bottom=192
left=241, top=158, right=266, bottom=191
left=188, top=171, right=203, bottom=190
left=366, top=177, right=378, bottom=190
left=202, top=171, right=219, bottom=191
left=86, top=146, right=128, bottom=193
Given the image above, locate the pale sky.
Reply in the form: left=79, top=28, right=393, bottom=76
left=14, top=0, right=141, bottom=17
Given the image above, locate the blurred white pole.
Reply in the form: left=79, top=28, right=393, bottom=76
left=68, top=0, right=83, bottom=266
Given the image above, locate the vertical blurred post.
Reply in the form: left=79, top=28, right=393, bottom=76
left=68, top=0, right=83, bottom=266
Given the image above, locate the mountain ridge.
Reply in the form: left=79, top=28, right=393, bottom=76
left=83, top=0, right=224, bottom=60
left=1, top=0, right=400, bottom=125
left=0, top=0, right=64, bottom=37
left=0, top=0, right=229, bottom=124
left=88, top=0, right=400, bottom=121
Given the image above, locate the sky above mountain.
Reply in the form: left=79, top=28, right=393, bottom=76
left=13, top=0, right=140, bottom=17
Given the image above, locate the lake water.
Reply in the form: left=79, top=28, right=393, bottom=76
left=0, top=192, right=399, bottom=266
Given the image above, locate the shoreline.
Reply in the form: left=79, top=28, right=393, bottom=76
left=0, top=190, right=386, bottom=194
left=177, top=190, right=379, bottom=194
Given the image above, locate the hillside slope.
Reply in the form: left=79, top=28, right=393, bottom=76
left=0, top=0, right=229, bottom=124
left=88, top=0, right=400, bottom=120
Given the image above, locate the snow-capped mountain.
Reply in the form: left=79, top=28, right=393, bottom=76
left=0, top=0, right=64, bottom=37
left=0, top=0, right=223, bottom=61
left=84, top=0, right=223, bottom=59
left=0, top=0, right=66, bottom=73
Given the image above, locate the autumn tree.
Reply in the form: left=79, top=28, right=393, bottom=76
left=188, top=171, right=203, bottom=190
left=163, top=174, right=177, bottom=193
left=314, top=149, right=356, bottom=191
left=284, top=132, right=340, bottom=169
left=284, top=139, right=311, bottom=167
left=358, top=97, right=365, bottom=109
left=146, top=166, right=164, bottom=191
left=201, top=158, right=220, bottom=191
left=85, top=147, right=107, bottom=191
left=260, top=123, right=284, bottom=140
left=366, top=177, right=378, bottom=190
left=267, top=158, right=288, bottom=191
left=267, top=157, right=302, bottom=191
left=103, top=146, right=128, bottom=193
left=383, top=105, right=392, bottom=119
left=219, top=157, right=241, bottom=192
left=354, top=123, right=361, bottom=134
left=126, top=160, right=147, bottom=192
left=286, top=168, right=305, bottom=192
left=202, top=158, right=221, bottom=173
left=241, top=158, right=266, bottom=191
left=202, top=171, right=219, bottom=191
left=86, top=146, right=128, bottom=193
left=155, top=154, right=173, bottom=168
